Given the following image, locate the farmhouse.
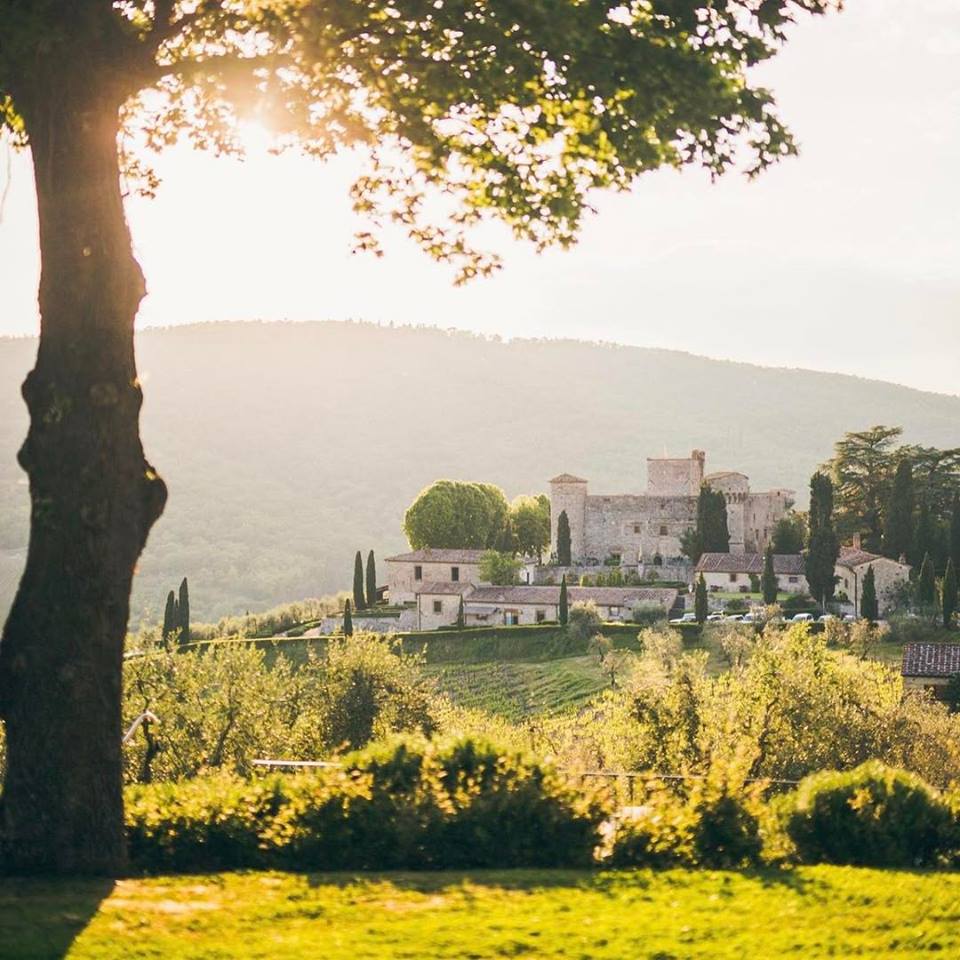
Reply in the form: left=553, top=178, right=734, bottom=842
left=385, top=548, right=487, bottom=603
left=694, top=552, right=808, bottom=594
left=415, top=584, right=679, bottom=631
left=901, top=643, right=960, bottom=701
left=835, top=545, right=910, bottom=617
left=549, top=451, right=792, bottom=573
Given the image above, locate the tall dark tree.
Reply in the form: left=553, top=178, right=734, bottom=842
left=559, top=576, right=569, bottom=627
left=177, top=577, right=190, bottom=645
left=343, top=599, right=354, bottom=637
left=694, top=574, right=709, bottom=624
left=456, top=595, right=465, bottom=630
left=943, top=559, right=958, bottom=630
left=761, top=548, right=778, bottom=605
left=557, top=511, right=572, bottom=567
left=827, top=426, right=903, bottom=551
left=911, top=498, right=938, bottom=572
left=771, top=514, right=805, bottom=555
left=917, top=553, right=937, bottom=614
left=365, top=550, right=377, bottom=610
left=0, top=0, right=837, bottom=874
left=860, top=565, right=878, bottom=622
left=882, top=458, right=914, bottom=561
left=353, top=551, right=366, bottom=611
left=950, top=493, right=960, bottom=573
left=806, top=472, right=840, bottom=608
left=682, top=486, right=729, bottom=563
left=162, top=590, right=178, bottom=641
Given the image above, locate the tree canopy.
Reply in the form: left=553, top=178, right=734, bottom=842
left=403, top=480, right=510, bottom=549
left=510, top=495, right=551, bottom=560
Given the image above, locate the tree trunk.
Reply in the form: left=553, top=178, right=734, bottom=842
left=0, top=76, right=166, bottom=873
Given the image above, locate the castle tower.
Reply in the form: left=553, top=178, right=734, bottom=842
left=646, top=450, right=706, bottom=497
left=704, top=471, right=749, bottom=552
left=549, top=473, right=588, bottom=563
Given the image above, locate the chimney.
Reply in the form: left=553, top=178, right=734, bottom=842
left=852, top=533, right=862, bottom=550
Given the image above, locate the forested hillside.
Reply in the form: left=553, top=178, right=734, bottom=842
left=2, top=322, right=958, bottom=622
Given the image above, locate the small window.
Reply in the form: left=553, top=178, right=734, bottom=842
left=504, top=610, right=519, bottom=626
left=535, top=609, right=546, bottom=623
left=789, top=576, right=798, bottom=584
left=451, top=566, right=460, bottom=582
left=414, top=565, right=423, bottom=581
left=729, top=573, right=738, bottom=583
left=610, top=605, right=621, bottom=617
left=633, top=523, right=641, bottom=534
left=433, top=600, right=442, bottom=614
left=659, top=525, right=668, bottom=536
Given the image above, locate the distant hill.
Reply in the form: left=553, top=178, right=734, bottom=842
left=2, top=321, right=959, bottom=623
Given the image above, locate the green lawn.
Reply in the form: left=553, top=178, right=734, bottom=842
left=5, top=867, right=959, bottom=959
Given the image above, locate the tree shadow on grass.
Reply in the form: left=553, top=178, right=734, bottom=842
left=0, top=877, right=114, bottom=960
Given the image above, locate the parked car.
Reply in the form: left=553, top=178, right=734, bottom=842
left=740, top=613, right=757, bottom=624
left=790, top=612, right=814, bottom=622
left=818, top=614, right=837, bottom=623
left=723, top=614, right=744, bottom=622
left=668, top=612, right=697, bottom=625
left=842, top=614, right=857, bottom=623
left=706, top=613, right=725, bottom=622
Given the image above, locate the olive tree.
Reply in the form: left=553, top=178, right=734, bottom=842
left=0, top=0, right=835, bottom=872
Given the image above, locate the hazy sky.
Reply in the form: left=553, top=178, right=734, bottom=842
left=1, top=0, right=958, bottom=394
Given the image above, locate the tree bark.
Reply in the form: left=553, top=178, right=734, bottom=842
left=0, top=72, right=166, bottom=873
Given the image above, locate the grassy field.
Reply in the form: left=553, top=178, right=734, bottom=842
left=6, top=866, right=959, bottom=959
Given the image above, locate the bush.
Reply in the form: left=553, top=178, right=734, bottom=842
left=609, top=775, right=763, bottom=869
left=781, top=761, right=959, bottom=867
left=126, top=738, right=607, bottom=873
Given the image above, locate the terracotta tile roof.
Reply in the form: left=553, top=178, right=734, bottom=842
left=415, top=581, right=475, bottom=596
left=695, top=553, right=805, bottom=575
left=466, top=585, right=678, bottom=608
left=384, top=548, right=488, bottom=564
left=549, top=473, right=588, bottom=484
left=837, top=547, right=900, bottom=569
left=901, top=643, right=960, bottom=679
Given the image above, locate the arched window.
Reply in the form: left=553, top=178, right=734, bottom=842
left=653, top=554, right=663, bottom=567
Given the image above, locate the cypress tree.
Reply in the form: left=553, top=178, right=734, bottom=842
left=761, top=547, right=778, bottom=605
left=343, top=599, right=353, bottom=636
left=178, top=577, right=190, bottom=645
left=950, top=492, right=960, bottom=572
left=806, top=472, right=839, bottom=608
left=456, top=594, right=465, bottom=629
left=366, top=550, right=377, bottom=609
left=943, top=558, right=958, bottom=629
left=353, top=551, right=366, bottom=610
left=917, top=553, right=937, bottom=612
left=559, top=575, right=569, bottom=625
left=557, top=510, right=572, bottom=566
left=694, top=573, right=709, bottom=624
left=911, top=499, right=937, bottom=572
left=860, top=565, right=878, bottom=622
left=162, top=590, right=178, bottom=641
left=882, top=458, right=914, bottom=561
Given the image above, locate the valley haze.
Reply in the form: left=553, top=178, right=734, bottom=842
left=1, top=320, right=958, bottom=623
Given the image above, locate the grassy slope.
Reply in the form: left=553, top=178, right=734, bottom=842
left=7, top=867, right=959, bottom=960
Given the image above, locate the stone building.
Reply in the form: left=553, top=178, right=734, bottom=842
left=384, top=548, right=487, bottom=604
left=549, top=452, right=792, bottom=571
left=901, top=642, right=960, bottom=700
left=694, top=552, right=808, bottom=595
left=415, top=583, right=679, bottom=631
left=835, top=545, right=910, bottom=617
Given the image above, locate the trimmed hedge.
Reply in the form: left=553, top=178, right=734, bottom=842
left=780, top=761, right=960, bottom=868
left=125, top=738, right=607, bottom=873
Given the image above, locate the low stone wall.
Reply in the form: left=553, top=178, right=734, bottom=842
left=319, top=609, right=418, bottom=635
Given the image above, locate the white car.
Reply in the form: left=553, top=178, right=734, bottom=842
left=706, top=613, right=725, bottom=622
left=791, top=612, right=814, bottom=622
left=818, top=614, right=837, bottom=623
left=669, top=612, right=698, bottom=625
left=723, top=614, right=744, bottom=622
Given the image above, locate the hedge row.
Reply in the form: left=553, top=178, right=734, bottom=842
left=126, top=737, right=606, bottom=873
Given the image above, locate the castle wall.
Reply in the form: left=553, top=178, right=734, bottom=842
left=647, top=451, right=705, bottom=496
left=744, top=491, right=792, bottom=553
left=550, top=479, right=587, bottom=561
left=582, top=494, right=696, bottom=563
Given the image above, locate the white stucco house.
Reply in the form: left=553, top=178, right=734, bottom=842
left=384, top=548, right=487, bottom=604
left=835, top=545, right=910, bottom=617
left=694, top=552, right=807, bottom=594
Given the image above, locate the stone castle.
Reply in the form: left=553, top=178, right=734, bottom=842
left=549, top=451, right=793, bottom=571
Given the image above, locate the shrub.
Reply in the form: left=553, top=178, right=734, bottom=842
left=125, top=775, right=292, bottom=872
left=609, top=775, right=763, bottom=869
left=126, top=738, right=607, bottom=873
left=781, top=761, right=959, bottom=867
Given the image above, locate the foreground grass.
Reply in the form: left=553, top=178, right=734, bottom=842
left=4, top=866, right=959, bottom=959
